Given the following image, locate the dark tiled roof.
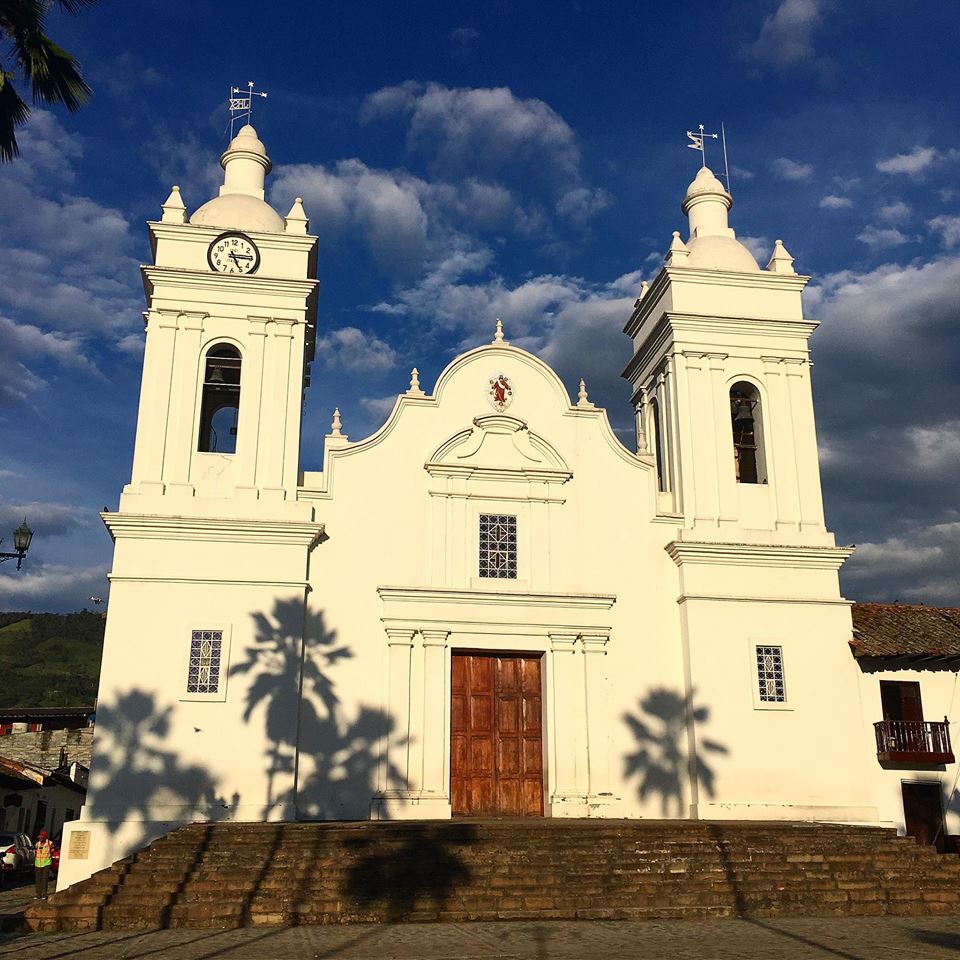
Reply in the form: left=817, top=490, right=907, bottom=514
left=850, top=603, right=960, bottom=658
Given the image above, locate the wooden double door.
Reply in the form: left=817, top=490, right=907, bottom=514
left=451, top=652, right=544, bottom=817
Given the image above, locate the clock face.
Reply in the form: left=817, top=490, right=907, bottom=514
left=207, top=232, right=260, bottom=275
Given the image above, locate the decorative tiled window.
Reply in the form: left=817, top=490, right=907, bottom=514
left=188, top=630, right=223, bottom=694
left=479, top=514, right=517, bottom=579
left=756, top=645, right=786, bottom=703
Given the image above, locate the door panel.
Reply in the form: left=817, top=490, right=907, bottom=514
left=902, top=782, right=946, bottom=851
left=450, top=652, right=544, bottom=816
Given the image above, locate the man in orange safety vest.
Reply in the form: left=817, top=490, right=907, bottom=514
left=33, top=830, right=54, bottom=900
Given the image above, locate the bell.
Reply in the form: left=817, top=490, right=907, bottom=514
left=733, top=400, right=754, bottom=427
left=208, top=364, right=225, bottom=384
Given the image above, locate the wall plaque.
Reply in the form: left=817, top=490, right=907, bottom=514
left=68, top=830, right=90, bottom=860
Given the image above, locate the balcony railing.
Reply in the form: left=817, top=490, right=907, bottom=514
left=874, top=718, right=954, bottom=764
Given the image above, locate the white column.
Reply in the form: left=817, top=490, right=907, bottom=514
left=130, top=310, right=177, bottom=491
left=582, top=632, right=617, bottom=811
left=762, top=356, right=800, bottom=531
left=165, top=311, right=206, bottom=495
left=261, top=319, right=295, bottom=500
left=786, top=359, right=827, bottom=531
left=419, top=629, right=450, bottom=803
left=236, top=317, right=268, bottom=497
left=549, top=633, right=588, bottom=816
left=382, top=628, right=414, bottom=794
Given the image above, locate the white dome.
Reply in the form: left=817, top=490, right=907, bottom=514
left=685, top=235, right=760, bottom=272
left=190, top=193, right=285, bottom=233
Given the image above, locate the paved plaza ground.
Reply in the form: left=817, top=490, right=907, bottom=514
left=3, top=917, right=960, bottom=959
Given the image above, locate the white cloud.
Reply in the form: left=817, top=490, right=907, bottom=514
left=315, top=327, right=398, bottom=373
left=770, top=157, right=814, bottom=181
left=0, top=316, right=101, bottom=405
left=855, top=225, right=911, bottom=250
left=0, top=501, right=91, bottom=539
left=876, top=146, right=939, bottom=176
left=877, top=201, right=911, bottom=224
left=0, top=562, right=110, bottom=611
left=740, top=0, right=829, bottom=69
left=362, top=82, right=582, bottom=186
left=730, top=164, right=755, bottom=182
left=819, top=195, right=852, bottom=210
left=556, top=186, right=610, bottom=224
left=739, top=235, right=771, bottom=262
left=360, top=395, right=400, bottom=424
left=929, top=214, right=960, bottom=249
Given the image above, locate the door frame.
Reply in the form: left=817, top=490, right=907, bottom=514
left=450, top=648, right=548, bottom=817
left=901, top=779, right=947, bottom=851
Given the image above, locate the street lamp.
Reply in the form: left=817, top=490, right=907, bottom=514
left=0, top=520, right=33, bottom=571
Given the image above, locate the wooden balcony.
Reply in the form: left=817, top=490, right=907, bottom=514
left=874, top=719, right=954, bottom=764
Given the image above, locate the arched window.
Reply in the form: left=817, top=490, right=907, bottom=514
left=198, top=345, right=241, bottom=454
left=730, top=382, right=765, bottom=484
left=651, top=397, right=668, bottom=492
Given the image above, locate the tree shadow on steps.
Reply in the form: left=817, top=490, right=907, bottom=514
left=341, top=824, right=477, bottom=921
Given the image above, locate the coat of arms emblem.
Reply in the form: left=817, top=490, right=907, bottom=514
left=488, top=373, right=513, bottom=411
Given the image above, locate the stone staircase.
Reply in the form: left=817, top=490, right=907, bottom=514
left=24, top=819, right=960, bottom=932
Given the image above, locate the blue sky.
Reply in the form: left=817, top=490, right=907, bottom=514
left=2, top=0, right=959, bottom=611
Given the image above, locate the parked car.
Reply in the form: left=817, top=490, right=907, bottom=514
left=0, top=833, right=33, bottom=878
left=51, top=832, right=61, bottom=873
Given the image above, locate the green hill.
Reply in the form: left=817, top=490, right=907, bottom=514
left=0, top=612, right=105, bottom=707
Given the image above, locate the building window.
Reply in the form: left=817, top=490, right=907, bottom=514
left=479, top=514, right=518, bottom=579
left=880, top=680, right=923, bottom=722
left=187, top=630, right=223, bottom=694
left=198, top=345, right=242, bottom=454
left=651, top=397, right=668, bottom=492
left=756, top=645, right=786, bottom=702
left=730, top=382, right=765, bottom=484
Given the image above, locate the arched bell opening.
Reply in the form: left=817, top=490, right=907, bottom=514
left=729, top=381, right=766, bottom=484
left=198, top=345, right=242, bottom=454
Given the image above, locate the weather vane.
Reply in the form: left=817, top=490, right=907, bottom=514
left=686, top=122, right=732, bottom=196
left=228, top=81, right=268, bottom=139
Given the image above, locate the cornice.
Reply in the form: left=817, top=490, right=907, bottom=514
left=666, top=540, right=853, bottom=570
left=624, top=265, right=810, bottom=339
left=102, top=511, right=325, bottom=547
left=147, top=220, right=318, bottom=251
left=142, top=265, right=318, bottom=299
left=378, top=585, right=616, bottom=610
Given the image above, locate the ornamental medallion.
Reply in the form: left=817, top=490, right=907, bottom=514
left=488, top=373, right=514, bottom=412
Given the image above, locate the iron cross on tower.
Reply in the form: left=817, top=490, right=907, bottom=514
left=228, top=81, right=268, bottom=138
left=686, top=122, right=732, bottom=195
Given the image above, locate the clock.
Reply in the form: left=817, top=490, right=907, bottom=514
left=207, top=232, right=260, bottom=275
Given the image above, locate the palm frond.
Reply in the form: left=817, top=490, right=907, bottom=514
left=0, top=72, right=30, bottom=161
left=13, top=28, right=91, bottom=110
left=54, top=0, right=100, bottom=12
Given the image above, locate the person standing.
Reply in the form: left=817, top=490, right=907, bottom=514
left=33, top=830, right=54, bottom=900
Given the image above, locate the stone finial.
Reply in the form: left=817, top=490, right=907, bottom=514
left=330, top=407, right=343, bottom=437
left=633, top=280, right=650, bottom=308
left=161, top=185, right=187, bottom=224
left=408, top=367, right=424, bottom=396
left=284, top=197, right=309, bottom=235
left=766, top=239, right=797, bottom=275
left=665, top=231, right=690, bottom=265
left=492, top=318, right=508, bottom=345
left=576, top=378, right=595, bottom=408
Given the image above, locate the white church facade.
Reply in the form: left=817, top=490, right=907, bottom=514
left=57, top=125, right=960, bottom=890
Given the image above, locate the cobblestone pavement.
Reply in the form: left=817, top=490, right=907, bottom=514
left=3, top=917, right=960, bottom=959
left=0, top=879, right=35, bottom=927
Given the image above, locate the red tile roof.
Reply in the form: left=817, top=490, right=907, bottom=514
left=851, top=603, right=960, bottom=658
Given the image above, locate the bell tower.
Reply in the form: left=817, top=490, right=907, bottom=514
left=125, top=123, right=318, bottom=513
left=623, top=166, right=831, bottom=546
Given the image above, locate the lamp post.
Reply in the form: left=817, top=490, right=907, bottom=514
left=0, top=520, right=34, bottom=570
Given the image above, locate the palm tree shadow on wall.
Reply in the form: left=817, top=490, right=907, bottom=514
left=231, top=598, right=405, bottom=820
left=89, top=690, right=241, bottom=849
left=622, top=687, right=728, bottom=817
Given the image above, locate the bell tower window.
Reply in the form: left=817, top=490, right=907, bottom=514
left=730, top=382, right=765, bottom=484
left=198, top=345, right=242, bottom=454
